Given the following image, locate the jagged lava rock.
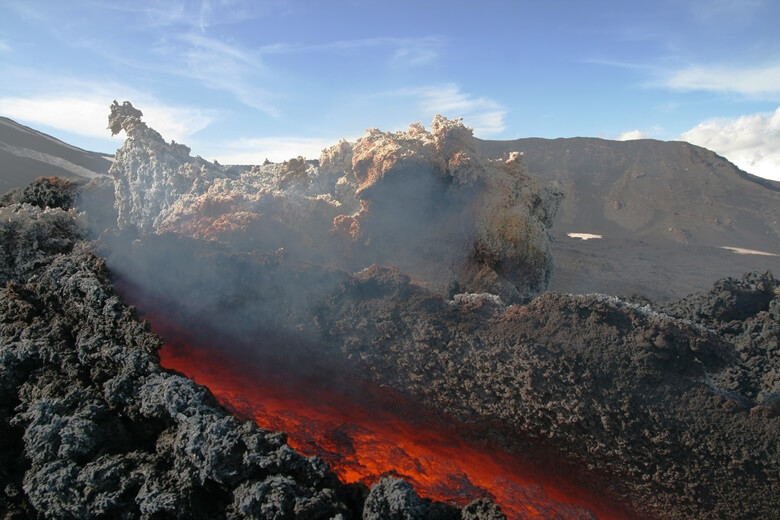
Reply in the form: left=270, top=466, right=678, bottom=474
left=0, top=179, right=505, bottom=519
left=109, top=102, right=561, bottom=303
left=330, top=116, right=563, bottom=302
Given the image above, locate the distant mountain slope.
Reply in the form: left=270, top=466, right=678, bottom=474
left=477, top=137, right=780, bottom=299
left=478, top=137, right=780, bottom=252
left=0, top=117, right=111, bottom=192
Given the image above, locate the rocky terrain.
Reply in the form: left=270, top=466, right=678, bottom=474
left=0, top=180, right=501, bottom=519
left=0, top=103, right=778, bottom=519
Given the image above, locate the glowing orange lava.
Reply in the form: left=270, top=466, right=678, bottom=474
left=140, top=313, right=634, bottom=520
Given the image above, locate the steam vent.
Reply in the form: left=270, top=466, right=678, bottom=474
left=1, top=101, right=778, bottom=520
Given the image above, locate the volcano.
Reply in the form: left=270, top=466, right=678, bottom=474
left=0, top=102, right=778, bottom=519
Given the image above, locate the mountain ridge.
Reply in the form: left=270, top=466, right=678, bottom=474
left=0, top=116, right=112, bottom=192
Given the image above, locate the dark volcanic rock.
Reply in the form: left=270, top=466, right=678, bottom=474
left=362, top=477, right=458, bottom=520
left=0, top=188, right=502, bottom=520
left=317, top=267, right=780, bottom=520
left=660, top=271, right=780, bottom=404
left=0, top=176, right=80, bottom=211
left=0, top=205, right=355, bottom=519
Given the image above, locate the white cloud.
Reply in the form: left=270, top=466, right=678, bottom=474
left=0, top=95, right=213, bottom=143
left=680, top=107, right=780, bottom=181
left=687, top=0, right=766, bottom=20
left=663, top=63, right=780, bottom=98
left=202, top=136, right=348, bottom=164
left=258, top=36, right=442, bottom=67
left=0, top=40, right=10, bottom=52
left=174, top=33, right=279, bottom=117
left=398, top=84, right=507, bottom=136
left=617, top=129, right=647, bottom=141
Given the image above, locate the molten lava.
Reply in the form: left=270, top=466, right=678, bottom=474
left=138, top=312, right=634, bottom=520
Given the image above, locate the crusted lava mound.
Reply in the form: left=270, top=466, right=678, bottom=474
left=108, top=100, right=561, bottom=304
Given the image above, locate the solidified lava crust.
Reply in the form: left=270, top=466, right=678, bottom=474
left=0, top=185, right=502, bottom=519
left=144, top=310, right=630, bottom=520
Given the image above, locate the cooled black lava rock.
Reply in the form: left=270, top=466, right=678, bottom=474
left=0, top=176, right=79, bottom=211
left=0, top=205, right=352, bottom=519
left=361, top=477, right=461, bottom=520
left=316, top=266, right=780, bottom=520
left=660, top=271, right=780, bottom=404
left=0, top=199, right=501, bottom=519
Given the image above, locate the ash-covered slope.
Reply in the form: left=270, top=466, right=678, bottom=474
left=478, top=137, right=780, bottom=299
left=0, top=117, right=111, bottom=193
left=0, top=182, right=502, bottom=519
left=478, top=137, right=780, bottom=249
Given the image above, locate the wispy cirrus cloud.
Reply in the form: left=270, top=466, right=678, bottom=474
left=0, top=40, right=10, bottom=52
left=172, top=33, right=280, bottom=117
left=662, top=63, right=780, bottom=98
left=394, top=84, right=507, bottom=135
left=100, top=0, right=280, bottom=31
left=259, top=36, right=443, bottom=67
left=680, top=106, right=780, bottom=181
left=0, top=85, right=214, bottom=143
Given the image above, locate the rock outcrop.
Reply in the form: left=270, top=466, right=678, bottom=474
left=109, top=102, right=561, bottom=303
left=109, top=101, right=223, bottom=235
left=329, top=117, right=563, bottom=302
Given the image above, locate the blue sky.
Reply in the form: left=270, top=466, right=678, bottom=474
left=1, top=0, right=779, bottom=179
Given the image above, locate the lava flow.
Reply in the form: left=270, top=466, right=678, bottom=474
left=138, top=312, right=634, bottom=520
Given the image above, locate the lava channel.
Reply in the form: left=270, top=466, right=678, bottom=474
left=136, top=312, right=635, bottom=520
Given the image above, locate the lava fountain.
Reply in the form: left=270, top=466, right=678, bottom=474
left=133, top=308, right=634, bottom=520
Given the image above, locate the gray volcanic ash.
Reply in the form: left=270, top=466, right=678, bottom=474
left=477, top=138, right=780, bottom=299
left=1, top=102, right=779, bottom=519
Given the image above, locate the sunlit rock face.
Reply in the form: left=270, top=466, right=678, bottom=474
left=109, top=101, right=223, bottom=235
left=337, top=116, right=563, bottom=302
left=109, top=102, right=562, bottom=303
